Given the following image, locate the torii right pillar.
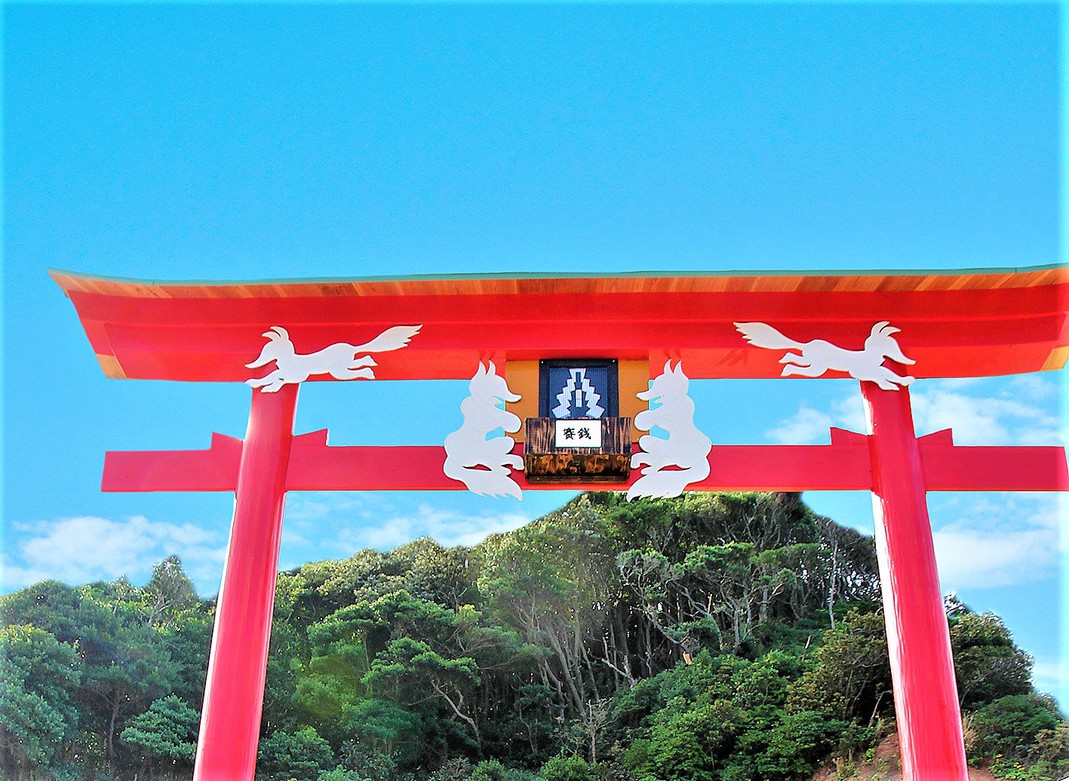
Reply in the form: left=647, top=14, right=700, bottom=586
left=863, top=381, right=967, bottom=780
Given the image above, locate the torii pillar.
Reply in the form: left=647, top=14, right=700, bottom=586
left=195, top=386, right=298, bottom=778
left=864, top=384, right=965, bottom=777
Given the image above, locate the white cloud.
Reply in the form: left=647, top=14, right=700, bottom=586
left=1032, top=659, right=1069, bottom=685
left=334, top=504, right=533, bottom=552
left=286, top=494, right=380, bottom=522
left=285, top=499, right=334, bottom=521
left=281, top=492, right=543, bottom=558
left=768, top=375, right=1065, bottom=447
left=1, top=515, right=226, bottom=594
left=933, top=526, right=1054, bottom=589
left=766, top=406, right=833, bottom=444
left=1031, top=657, right=1069, bottom=703
left=766, top=391, right=865, bottom=443
left=911, top=385, right=1064, bottom=446
left=930, top=494, right=1065, bottom=590
left=1006, top=374, right=1061, bottom=403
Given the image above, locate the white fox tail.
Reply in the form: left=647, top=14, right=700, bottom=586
left=352, top=324, right=422, bottom=354
left=444, top=461, right=522, bottom=499
left=734, top=322, right=802, bottom=351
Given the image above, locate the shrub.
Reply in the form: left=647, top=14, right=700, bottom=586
left=541, top=753, right=598, bottom=781
left=969, top=694, right=1064, bottom=764
left=258, top=727, right=335, bottom=781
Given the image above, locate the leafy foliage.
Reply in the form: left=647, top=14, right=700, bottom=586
left=0, top=624, right=83, bottom=779
left=950, top=611, right=1033, bottom=708
left=1, top=558, right=212, bottom=780
left=120, top=693, right=199, bottom=776
left=258, top=726, right=335, bottom=781
left=969, top=693, right=1069, bottom=774
left=3, top=494, right=1065, bottom=781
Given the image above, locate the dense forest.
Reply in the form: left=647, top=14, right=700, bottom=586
left=3, top=492, right=1067, bottom=781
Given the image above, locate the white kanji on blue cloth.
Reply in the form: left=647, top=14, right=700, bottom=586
left=549, top=367, right=607, bottom=418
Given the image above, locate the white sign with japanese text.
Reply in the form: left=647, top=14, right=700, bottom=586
left=555, top=420, right=601, bottom=448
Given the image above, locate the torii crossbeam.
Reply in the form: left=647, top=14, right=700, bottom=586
left=54, top=265, right=1069, bottom=781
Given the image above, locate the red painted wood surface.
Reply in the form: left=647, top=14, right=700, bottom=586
left=193, top=386, right=298, bottom=781
left=863, top=384, right=968, bottom=781
left=102, top=428, right=1068, bottom=493
left=53, top=267, right=1069, bottom=382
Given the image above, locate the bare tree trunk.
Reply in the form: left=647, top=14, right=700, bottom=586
left=432, top=682, right=481, bottom=756
left=827, top=538, right=839, bottom=628
left=107, top=697, right=120, bottom=760
left=544, top=625, right=587, bottom=716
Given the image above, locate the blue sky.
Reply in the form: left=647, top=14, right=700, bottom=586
left=2, top=3, right=1066, bottom=705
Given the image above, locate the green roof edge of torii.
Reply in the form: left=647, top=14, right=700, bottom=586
left=47, top=262, right=1068, bottom=289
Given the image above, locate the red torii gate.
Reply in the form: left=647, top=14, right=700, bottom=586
left=53, top=265, right=1068, bottom=781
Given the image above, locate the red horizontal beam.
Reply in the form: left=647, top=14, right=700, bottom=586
left=57, top=270, right=1069, bottom=382
left=66, top=285, right=1066, bottom=328
left=100, top=428, right=1068, bottom=494
left=917, top=429, right=1069, bottom=491
left=103, top=433, right=242, bottom=492
left=84, top=314, right=1067, bottom=383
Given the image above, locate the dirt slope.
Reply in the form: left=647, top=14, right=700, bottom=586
left=810, top=734, right=999, bottom=781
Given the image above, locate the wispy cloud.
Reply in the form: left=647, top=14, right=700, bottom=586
left=334, top=503, right=533, bottom=552
left=769, top=376, right=1065, bottom=446
left=931, top=494, right=1065, bottom=590
left=766, top=406, right=833, bottom=444
left=765, top=392, right=865, bottom=444
left=1031, top=656, right=1069, bottom=704
left=1, top=515, right=227, bottom=595
left=1, top=497, right=543, bottom=596
left=911, top=380, right=1065, bottom=446
left=282, top=492, right=543, bottom=558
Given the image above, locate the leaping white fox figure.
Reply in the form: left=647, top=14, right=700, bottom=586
left=734, top=321, right=916, bottom=391
left=246, top=324, right=422, bottom=392
left=443, top=362, right=525, bottom=499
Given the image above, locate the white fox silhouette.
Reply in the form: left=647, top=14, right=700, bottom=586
left=443, top=362, right=525, bottom=499
left=628, top=362, right=712, bottom=501
left=734, top=321, right=915, bottom=391
left=246, top=324, right=421, bottom=392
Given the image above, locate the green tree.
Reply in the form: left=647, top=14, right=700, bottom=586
left=365, top=636, right=483, bottom=754
left=297, top=601, right=381, bottom=741
left=3, top=570, right=197, bottom=774
left=469, top=758, right=509, bottom=781
left=143, top=555, right=199, bottom=630
left=120, top=694, right=199, bottom=778
left=343, top=698, right=423, bottom=767
left=641, top=700, right=725, bottom=781
left=480, top=496, right=618, bottom=747
left=950, top=611, right=1032, bottom=709
left=258, top=726, right=336, bottom=781
left=75, top=582, right=183, bottom=765
left=389, top=537, right=482, bottom=610
left=749, top=709, right=847, bottom=779
left=0, top=624, right=83, bottom=780
left=786, top=609, right=892, bottom=723
left=316, top=768, right=368, bottom=781
left=621, top=650, right=829, bottom=781
left=0, top=580, right=85, bottom=639
left=969, top=693, right=1066, bottom=765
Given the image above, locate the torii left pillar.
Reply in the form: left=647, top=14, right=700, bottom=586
left=193, top=385, right=298, bottom=781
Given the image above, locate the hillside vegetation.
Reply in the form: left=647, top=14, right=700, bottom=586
left=2, top=492, right=1066, bottom=781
